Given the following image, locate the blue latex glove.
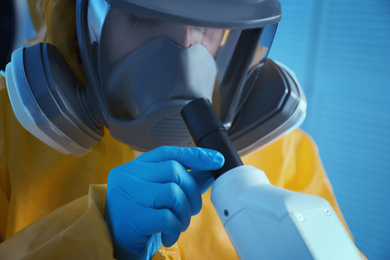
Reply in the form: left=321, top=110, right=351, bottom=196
left=105, top=146, right=225, bottom=260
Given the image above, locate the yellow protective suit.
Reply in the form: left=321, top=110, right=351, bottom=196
left=0, top=0, right=366, bottom=259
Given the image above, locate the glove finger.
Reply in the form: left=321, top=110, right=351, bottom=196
left=112, top=146, right=221, bottom=216
left=161, top=233, right=180, bottom=248
left=189, top=169, right=215, bottom=194
left=125, top=160, right=204, bottom=215
left=107, top=198, right=182, bottom=249
left=158, top=161, right=203, bottom=215
left=137, top=146, right=225, bottom=171
left=138, top=208, right=182, bottom=243
left=152, top=182, right=192, bottom=231
left=124, top=176, right=192, bottom=231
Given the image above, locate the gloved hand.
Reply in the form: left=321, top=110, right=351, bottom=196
left=105, top=146, right=225, bottom=260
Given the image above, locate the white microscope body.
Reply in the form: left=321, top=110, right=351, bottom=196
left=211, top=165, right=362, bottom=260
left=181, top=98, right=362, bottom=259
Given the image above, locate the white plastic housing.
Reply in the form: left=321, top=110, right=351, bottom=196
left=211, top=165, right=361, bottom=260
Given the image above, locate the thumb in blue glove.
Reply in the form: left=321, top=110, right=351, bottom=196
left=105, top=146, right=224, bottom=260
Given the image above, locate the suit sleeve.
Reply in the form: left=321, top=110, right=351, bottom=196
left=0, top=184, right=115, bottom=259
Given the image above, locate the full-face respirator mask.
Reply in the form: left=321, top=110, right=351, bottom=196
left=5, top=0, right=306, bottom=156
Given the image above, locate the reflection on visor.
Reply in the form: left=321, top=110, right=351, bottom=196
left=126, top=12, right=225, bottom=55
left=218, top=24, right=278, bottom=126
left=101, top=7, right=225, bottom=70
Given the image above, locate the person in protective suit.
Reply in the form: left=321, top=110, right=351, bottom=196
left=0, top=0, right=366, bottom=259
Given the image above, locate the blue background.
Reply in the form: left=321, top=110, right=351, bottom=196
left=268, top=1, right=390, bottom=259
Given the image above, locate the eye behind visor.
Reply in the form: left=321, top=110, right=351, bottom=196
left=125, top=12, right=225, bottom=56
